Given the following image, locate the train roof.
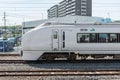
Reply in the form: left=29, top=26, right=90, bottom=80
left=40, top=22, right=120, bottom=28
left=43, top=22, right=120, bottom=25
left=43, top=22, right=119, bottom=25
left=23, top=22, right=120, bottom=35
left=28, top=22, right=120, bottom=33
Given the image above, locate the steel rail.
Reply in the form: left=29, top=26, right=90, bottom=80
left=0, top=59, right=120, bottom=64
left=0, top=70, right=120, bottom=76
left=0, top=54, right=20, bottom=56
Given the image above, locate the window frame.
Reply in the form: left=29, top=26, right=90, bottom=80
left=77, top=33, right=120, bottom=43
left=77, top=33, right=90, bottom=43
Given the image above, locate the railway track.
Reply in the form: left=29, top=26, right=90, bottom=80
left=0, top=55, right=120, bottom=78
left=0, top=54, right=20, bottom=56
left=0, top=59, right=120, bottom=64
left=0, top=70, right=120, bottom=76
left=0, top=55, right=119, bottom=77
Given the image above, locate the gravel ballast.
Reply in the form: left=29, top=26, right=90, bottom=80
left=0, top=76, right=120, bottom=80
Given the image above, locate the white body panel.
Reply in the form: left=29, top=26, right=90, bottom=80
left=22, top=23, right=120, bottom=60
left=22, top=28, right=52, bottom=51
left=22, top=51, right=44, bottom=60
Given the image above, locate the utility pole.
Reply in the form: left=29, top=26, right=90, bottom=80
left=3, top=12, right=7, bottom=39
left=2, top=12, right=7, bottom=52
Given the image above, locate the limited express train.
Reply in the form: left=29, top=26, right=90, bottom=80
left=21, top=23, right=120, bottom=60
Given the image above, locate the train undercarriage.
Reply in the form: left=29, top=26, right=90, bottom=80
left=39, top=52, right=120, bottom=61
left=40, top=52, right=76, bottom=61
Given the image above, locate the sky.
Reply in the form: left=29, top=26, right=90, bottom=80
left=0, top=0, right=120, bottom=25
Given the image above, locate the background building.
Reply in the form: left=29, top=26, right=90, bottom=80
left=47, top=5, right=58, bottom=18
left=58, top=0, right=66, bottom=17
left=48, top=0, right=92, bottom=18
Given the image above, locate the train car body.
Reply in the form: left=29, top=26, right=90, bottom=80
left=21, top=23, right=120, bottom=60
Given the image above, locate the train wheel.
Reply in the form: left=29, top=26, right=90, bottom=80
left=81, top=56, right=87, bottom=60
left=45, top=57, right=55, bottom=61
left=67, top=54, right=76, bottom=60
left=113, top=54, right=120, bottom=59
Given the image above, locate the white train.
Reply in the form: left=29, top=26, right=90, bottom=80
left=21, top=22, right=120, bottom=60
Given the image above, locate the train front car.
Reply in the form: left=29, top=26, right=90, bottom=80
left=21, top=23, right=77, bottom=61
left=21, top=23, right=120, bottom=60
left=21, top=25, right=52, bottom=60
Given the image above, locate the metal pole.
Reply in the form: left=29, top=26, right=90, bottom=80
left=3, top=12, right=6, bottom=52
left=3, top=12, right=6, bottom=34
left=21, top=18, right=25, bottom=53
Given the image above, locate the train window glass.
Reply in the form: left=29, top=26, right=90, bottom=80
left=118, top=33, right=120, bottom=43
left=90, top=34, right=97, bottom=43
left=119, top=34, right=120, bottom=42
left=99, top=34, right=108, bottom=43
left=77, top=34, right=90, bottom=43
left=77, top=33, right=119, bottom=43
left=109, top=34, right=118, bottom=43
left=62, top=32, right=65, bottom=48
left=63, top=32, right=65, bottom=41
left=53, top=31, right=58, bottom=39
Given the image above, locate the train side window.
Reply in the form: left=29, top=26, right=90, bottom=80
left=53, top=31, right=58, bottom=39
left=109, top=34, right=118, bottom=43
left=99, top=34, right=108, bottom=43
left=63, top=32, right=65, bottom=41
left=77, top=34, right=90, bottom=43
left=90, top=34, right=97, bottom=43
left=62, top=31, right=65, bottom=48
left=118, top=34, right=120, bottom=43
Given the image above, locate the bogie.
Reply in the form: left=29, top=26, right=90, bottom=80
left=40, top=52, right=76, bottom=61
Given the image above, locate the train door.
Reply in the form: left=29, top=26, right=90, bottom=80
left=61, top=30, right=65, bottom=50
left=52, top=29, right=59, bottom=50
left=61, top=30, right=72, bottom=50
